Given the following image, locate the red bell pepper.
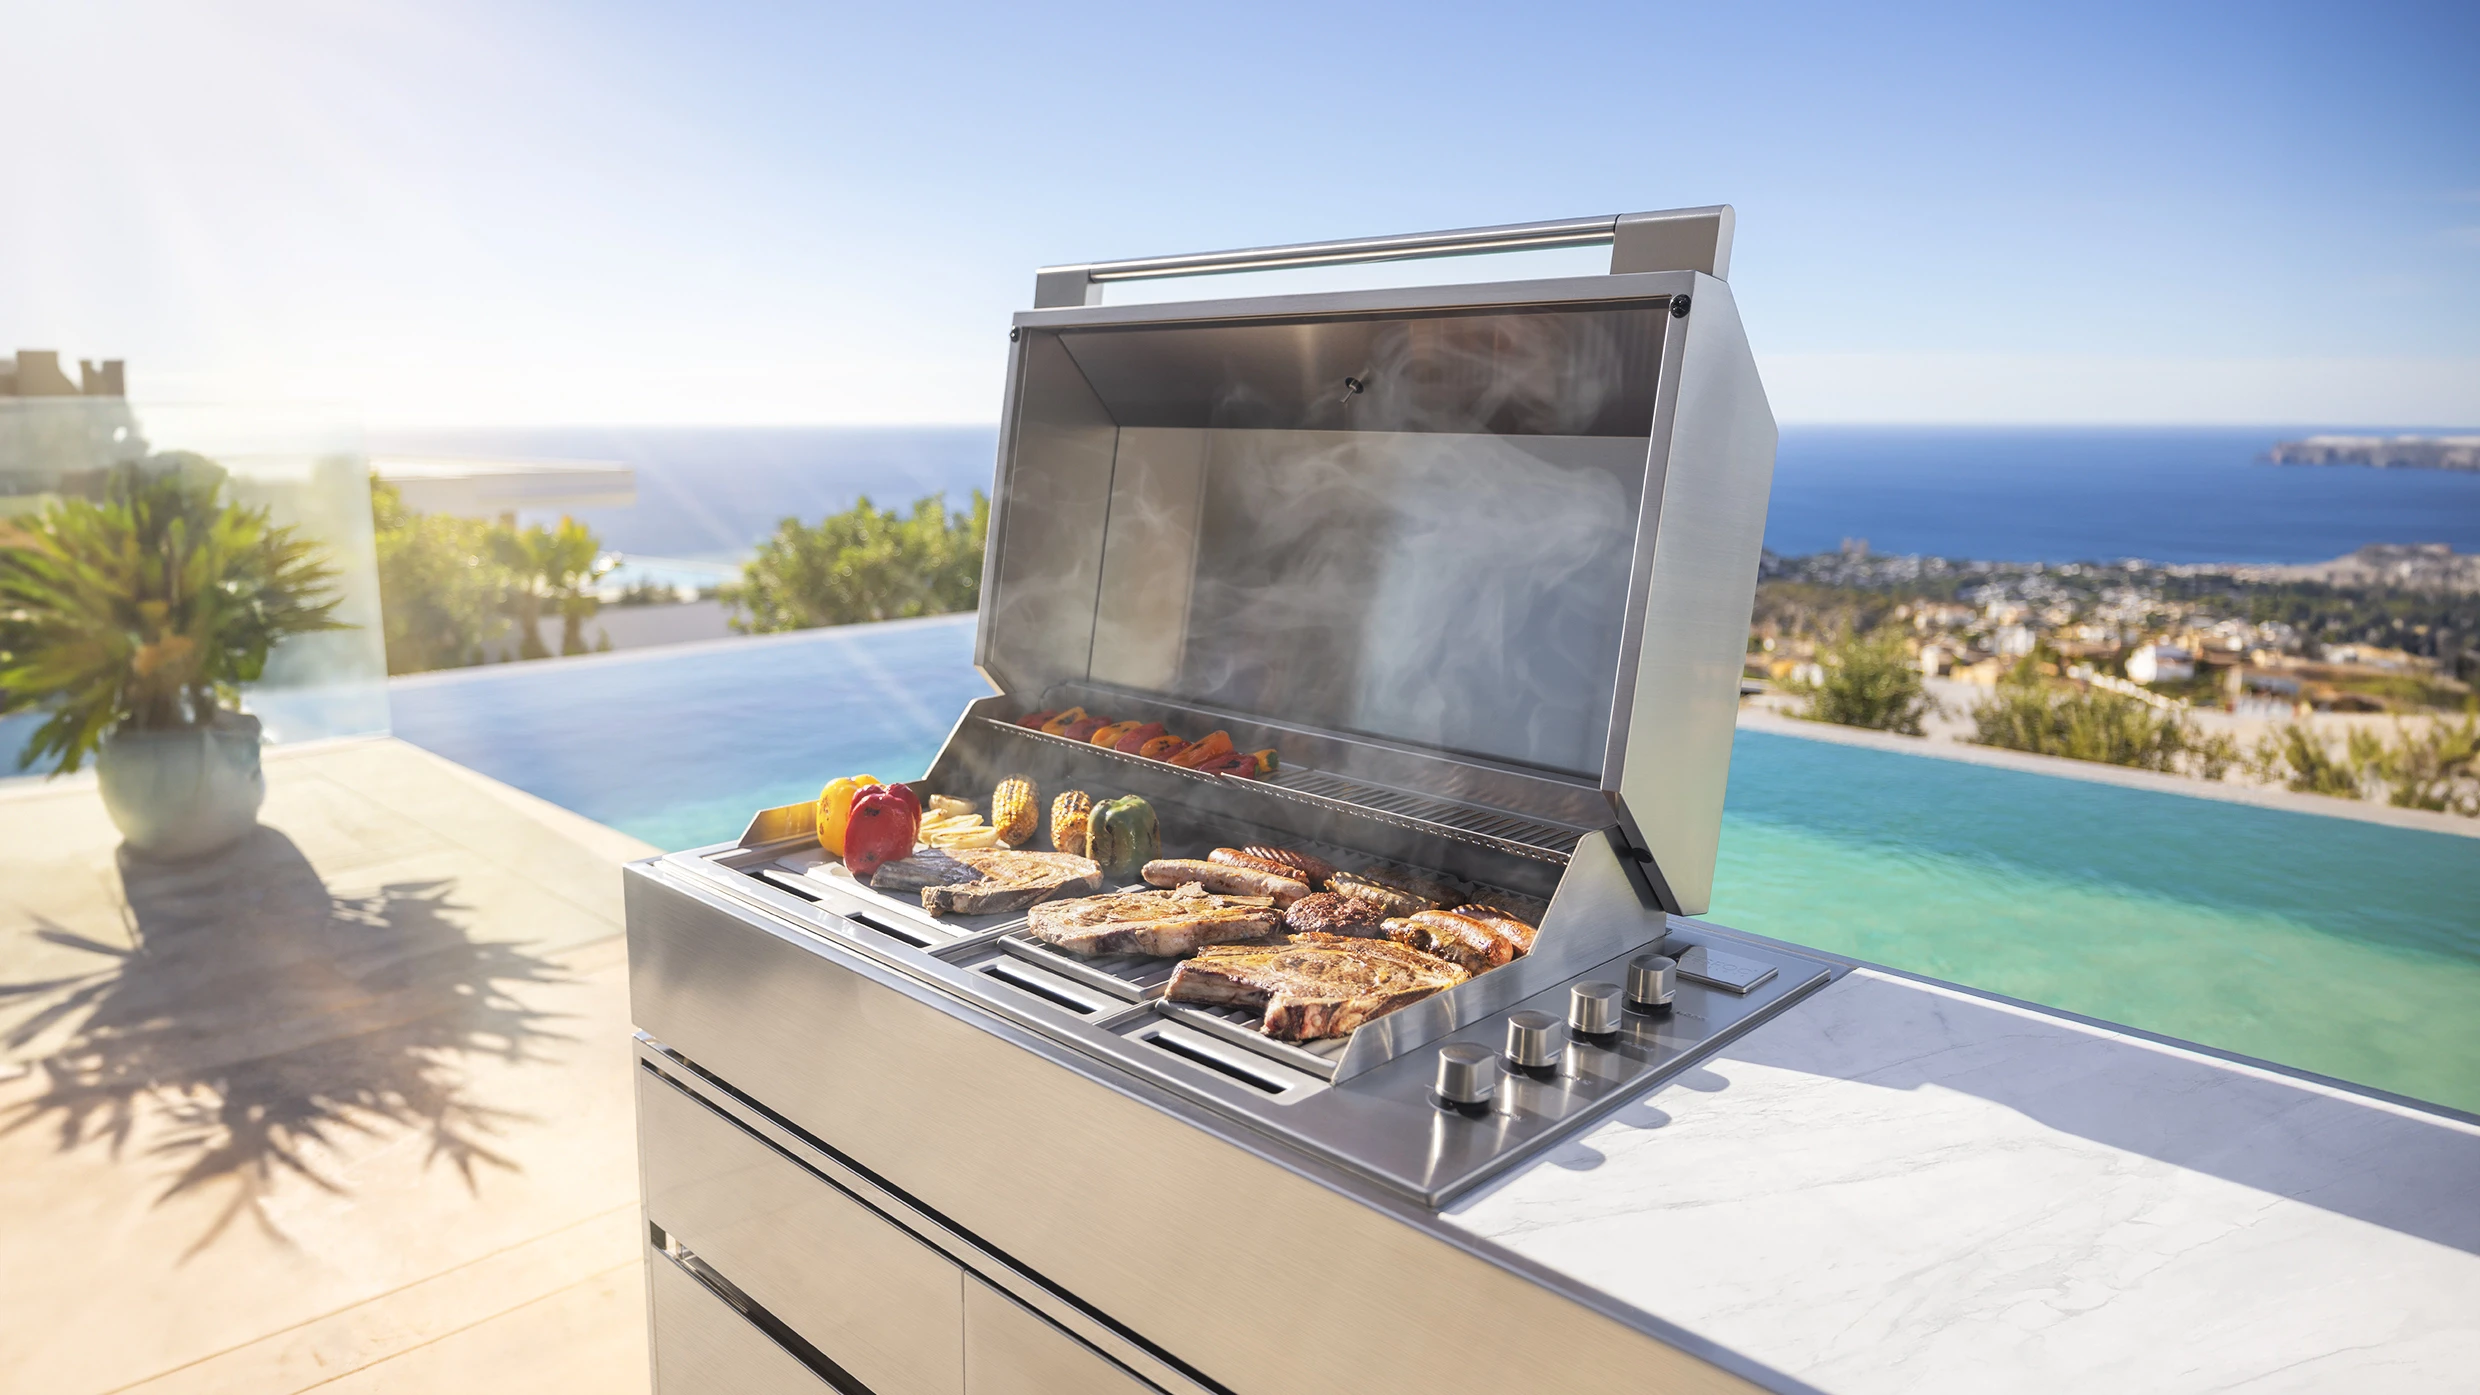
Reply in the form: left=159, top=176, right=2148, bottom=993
left=1017, top=709, right=1061, bottom=729
left=1198, top=751, right=1259, bottom=777
left=844, top=784, right=921, bottom=878
left=1113, top=722, right=1167, bottom=753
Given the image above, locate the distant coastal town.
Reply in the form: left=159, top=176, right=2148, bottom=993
left=2267, top=435, right=2480, bottom=471
left=1748, top=541, right=2480, bottom=816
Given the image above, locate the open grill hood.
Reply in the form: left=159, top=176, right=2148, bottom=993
left=978, top=213, right=1778, bottom=918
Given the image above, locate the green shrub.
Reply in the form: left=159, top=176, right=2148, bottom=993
left=372, top=478, right=512, bottom=674
left=1789, top=628, right=1933, bottom=735
left=1969, top=671, right=2192, bottom=772
left=725, top=491, right=988, bottom=634
left=2368, top=717, right=2480, bottom=814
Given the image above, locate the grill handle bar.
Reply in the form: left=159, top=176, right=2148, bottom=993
left=1031, top=205, right=1731, bottom=308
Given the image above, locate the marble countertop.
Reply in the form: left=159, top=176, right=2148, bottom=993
left=1445, top=968, right=2480, bottom=1394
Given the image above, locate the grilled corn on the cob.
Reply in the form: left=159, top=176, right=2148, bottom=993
left=992, top=775, right=1039, bottom=846
left=1049, top=790, right=1093, bottom=857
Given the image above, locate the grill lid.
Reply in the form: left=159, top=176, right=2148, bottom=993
left=977, top=210, right=1774, bottom=915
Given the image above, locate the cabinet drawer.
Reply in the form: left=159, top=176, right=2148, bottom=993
left=965, top=1278, right=1158, bottom=1395
left=648, top=1248, right=834, bottom=1395
left=638, top=1068, right=966, bottom=1395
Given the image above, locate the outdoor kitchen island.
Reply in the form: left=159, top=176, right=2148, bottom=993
left=623, top=213, right=2478, bottom=1394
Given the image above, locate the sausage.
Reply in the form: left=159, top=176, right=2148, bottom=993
left=1238, top=845, right=1336, bottom=887
left=1209, top=847, right=1313, bottom=883
left=1326, top=872, right=1437, bottom=918
left=1449, top=903, right=1539, bottom=951
left=1141, top=858, right=1311, bottom=906
left=1383, top=910, right=1520, bottom=975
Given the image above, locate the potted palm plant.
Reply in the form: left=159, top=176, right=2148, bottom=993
left=0, top=452, right=345, bottom=860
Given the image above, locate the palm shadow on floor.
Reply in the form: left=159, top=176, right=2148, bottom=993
left=0, top=825, right=573, bottom=1257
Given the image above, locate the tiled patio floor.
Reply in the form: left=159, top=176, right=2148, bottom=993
left=0, top=738, right=657, bottom=1395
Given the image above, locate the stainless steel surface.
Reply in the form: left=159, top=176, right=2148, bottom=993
left=637, top=855, right=1829, bottom=1205
left=1435, top=1042, right=1500, bottom=1106
left=964, top=1279, right=1159, bottom=1395
left=1032, top=207, right=1734, bottom=307
left=988, top=263, right=1772, bottom=915
left=1611, top=206, right=1735, bottom=280
left=638, top=1040, right=1217, bottom=1395
left=626, top=863, right=1800, bottom=1394
left=1626, top=954, right=1677, bottom=1011
left=1570, top=982, right=1622, bottom=1037
left=637, top=1067, right=966, bottom=1395
left=646, top=1247, right=836, bottom=1395
left=1504, top=1010, right=1564, bottom=1069
left=1602, top=273, right=1777, bottom=915
left=1675, top=943, right=1781, bottom=995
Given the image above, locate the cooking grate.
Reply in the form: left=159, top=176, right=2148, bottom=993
left=977, top=718, right=1586, bottom=862
left=751, top=774, right=1545, bottom=1092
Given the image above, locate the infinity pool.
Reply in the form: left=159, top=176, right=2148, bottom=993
left=391, top=615, right=2480, bottom=1114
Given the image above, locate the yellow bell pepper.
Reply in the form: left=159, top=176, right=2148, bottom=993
left=816, top=773, right=883, bottom=856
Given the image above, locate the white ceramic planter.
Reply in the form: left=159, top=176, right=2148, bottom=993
left=95, top=712, right=266, bottom=861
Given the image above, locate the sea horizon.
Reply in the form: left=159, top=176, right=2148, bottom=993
left=368, top=423, right=2480, bottom=570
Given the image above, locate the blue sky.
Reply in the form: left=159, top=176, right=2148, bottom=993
left=5, top=0, right=2475, bottom=426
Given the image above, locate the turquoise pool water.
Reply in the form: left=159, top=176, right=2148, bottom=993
left=390, top=615, right=2480, bottom=1114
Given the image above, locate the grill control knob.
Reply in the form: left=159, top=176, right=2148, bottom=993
left=1434, top=1043, right=1499, bottom=1108
left=1504, top=1010, right=1563, bottom=1069
left=1569, top=982, right=1622, bottom=1038
left=1626, top=954, right=1677, bottom=1011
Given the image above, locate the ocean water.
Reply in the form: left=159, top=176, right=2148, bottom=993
left=389, top=615, right=2480, bottom=1116
left=371, top=425, right=2480, bottom=567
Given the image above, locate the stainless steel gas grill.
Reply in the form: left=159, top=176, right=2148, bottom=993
left=628, top=209, right=1839, bottom=1395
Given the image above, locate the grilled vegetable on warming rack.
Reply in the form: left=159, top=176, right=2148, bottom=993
left=1112, top=722, right=1166, bottom=753
left=1166, top=731, right=1234, bottom=769
left=992, top=775, right=1039, bottom=846
left=1049, top=790, right=1093, bottom=857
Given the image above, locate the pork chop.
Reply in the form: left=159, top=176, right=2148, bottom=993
left=873, top=848, right=1101, bottom=917
left=1165, top=933, right=1469, bottom=1040
left=1022, top=884, right=1283, bottom=957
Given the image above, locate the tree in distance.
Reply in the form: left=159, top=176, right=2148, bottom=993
left=725, top=491, right=989, bottom=633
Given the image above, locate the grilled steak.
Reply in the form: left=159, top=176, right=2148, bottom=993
left=1141, top=858, right=1310, bottom=906
left=1237, top=845, right=1337, bottom=887
left=1166, top=932, right=1468, bottom=1040
left=1449, top=902, right=1540, bottom=951
left=1382, top=909, right=1522, bottom=974
left=1325, top=871, right=1439, bottom=918
left=874, top=848, right=1101, bottom=916
left=1283, top=891, right=1387, bottom=938
left=1024, top=885, right=1283, bottom=957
